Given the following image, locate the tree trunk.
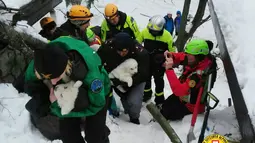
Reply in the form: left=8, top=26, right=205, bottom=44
left=146, top=103, right=183, bottom=143
left=175, top=0, right=191, bottom=52
left=86, top=0, right=95, bottom=9
left=175, top=0, right=210, bottom=52
left=188, top=0, right=209, bottom=38
left=0, top=21, right=47, bottom=83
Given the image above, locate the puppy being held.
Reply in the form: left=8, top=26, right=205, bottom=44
left=109, top=58, right=138, bottom=92
left=54, top=80, right=83, bottom=115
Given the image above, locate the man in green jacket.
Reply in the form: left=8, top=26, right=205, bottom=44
left=24, top=36, right=111, bottom=143
left=101, top=3, right=140, bottom=42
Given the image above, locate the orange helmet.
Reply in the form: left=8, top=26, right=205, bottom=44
left=40, top=17, right=54, bottom=28
left=104, top=3, right=118, bottom=18
left=68, top=5, right=93, bottom=21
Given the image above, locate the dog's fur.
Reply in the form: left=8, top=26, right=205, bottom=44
left=54, top=80, right=83, bottom=115
left=109, top=58, right=138, bottom=88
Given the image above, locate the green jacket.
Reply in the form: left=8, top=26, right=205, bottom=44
left=101, top=11, right=140, bottom=42
left=136, top=28, right=175, bottom=52
left=24, top=36, right=111, bottom=118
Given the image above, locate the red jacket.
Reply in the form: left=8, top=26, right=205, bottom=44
left=166, top=52, right=212, bottom=113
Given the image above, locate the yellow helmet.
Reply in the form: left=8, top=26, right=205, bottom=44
left=40, top=17, right=54, bottom=28
left=104, top=3, right=118, bottom=18
left=68, top=5, right=93, bottom=21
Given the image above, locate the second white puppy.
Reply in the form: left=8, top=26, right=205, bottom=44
left=108, top=58, right=138, bottom=89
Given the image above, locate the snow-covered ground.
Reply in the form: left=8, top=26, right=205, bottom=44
left=0, top=0, right=254, bottom=142
left=2, top=0, right=31, bottom=9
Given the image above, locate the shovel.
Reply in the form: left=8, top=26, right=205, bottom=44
left=187, top=126, right=196, bottom=142
left=187, top=86, right=204, bottom=143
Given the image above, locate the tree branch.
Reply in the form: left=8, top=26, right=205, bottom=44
left=199, top=15, right=211, bottom=26
left=0, top=101, right=15, bottom=120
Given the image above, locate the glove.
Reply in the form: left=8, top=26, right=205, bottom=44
left=72, top=86, right=90, bottom=112
left=154, top=53, right=165, bottom=64
left=116, top=85, right=129, bottom=93
left=24, top=80, right=49, bottom=97
left=111, top=78, right=128, bottom=87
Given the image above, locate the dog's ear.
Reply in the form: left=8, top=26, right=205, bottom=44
left=73, top=80, right=83, bottom=88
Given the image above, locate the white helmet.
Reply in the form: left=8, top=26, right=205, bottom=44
left=147, top=15, right=165, bottom=31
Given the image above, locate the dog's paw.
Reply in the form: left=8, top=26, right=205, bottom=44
left=61, top=105, right=73, bottom=115
left=73, top=80, right=83, bottom=88
left=121, top=77, right=132, bottom=87
left=61, top=108, right=71, bottom=115
left=108, top=73, right=114, bottom=79
left=57, top=97, right=65, bottom=108
left=127, top=78, right=133, bottom=87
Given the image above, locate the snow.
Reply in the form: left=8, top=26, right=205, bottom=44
left=0, top=0, right=254, bottom=142
left=2, top=0, right=31, bottom=9
left=213, top=0, right=255, bottom=120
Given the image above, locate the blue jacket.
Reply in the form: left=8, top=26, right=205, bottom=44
left=174, top=11, right=182, bottom=33
left=164, top=15, right=174, bottom=34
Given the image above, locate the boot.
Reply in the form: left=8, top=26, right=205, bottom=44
left=130, top=118, right=140, bottom=125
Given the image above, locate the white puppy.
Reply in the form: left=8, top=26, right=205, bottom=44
left=54, top=80, right=83, bottom=115
left=109, top=58, right=138, bottom=90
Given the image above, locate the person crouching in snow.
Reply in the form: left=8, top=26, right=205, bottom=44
left=160, top=39, right=217, bottom=121
left=97, top=32, right=150, bottom=124
left=23, top=36, right=111, bottom=143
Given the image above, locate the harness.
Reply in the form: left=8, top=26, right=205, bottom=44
left=179, top=69, right=208, bottom=103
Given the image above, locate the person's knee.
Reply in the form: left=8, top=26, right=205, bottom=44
left=160, top=108, right=185, bottom=121
left=85, top=125, right=110, bottom=143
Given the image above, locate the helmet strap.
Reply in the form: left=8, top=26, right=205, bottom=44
left=149, top=29, right=164, bottom=37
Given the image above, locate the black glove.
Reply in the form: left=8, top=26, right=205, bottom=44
left=71, top=86, right=90, bottom=112
left=24, top=80, right=49, bottom=97
left=25, top=97, right=51, bottom=118
left=111, top=78, right=128, bottom=87
left=154, top=53, right=165, bottom=64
